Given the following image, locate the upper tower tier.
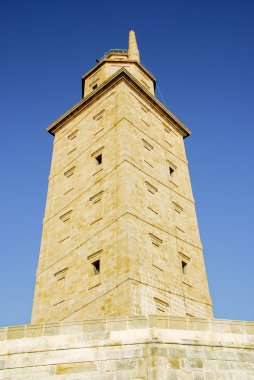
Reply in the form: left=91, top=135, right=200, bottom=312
left=47, top=29, right=190, bottom=138
left=82, top=29, right=156, bottom=97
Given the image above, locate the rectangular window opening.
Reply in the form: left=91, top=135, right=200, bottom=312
left=168, top=161, right=176, bottom=178
left=92, top=259, right=100, bottom=275
left=169, top=166, right=174, bottom=177
left=182, top=261, right=187, bottom=274
left=92, top=84, right=98, bottom=90
left=95, top=153, right=102, bottom=165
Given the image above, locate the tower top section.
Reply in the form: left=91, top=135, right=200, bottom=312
left=47, top=30, right=190, bottom=138
left=81, top=29, right=156, bottom=98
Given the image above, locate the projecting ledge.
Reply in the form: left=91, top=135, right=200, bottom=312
left=0, top=316, right=254, bottom=341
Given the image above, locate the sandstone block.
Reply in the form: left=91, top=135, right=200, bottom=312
left=55, top=361, right=97, bottom=374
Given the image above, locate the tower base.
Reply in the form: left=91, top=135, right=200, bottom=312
left=1, top=315, right=254, bottom=379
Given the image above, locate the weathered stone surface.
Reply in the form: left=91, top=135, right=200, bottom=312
left=168, top=357, right=181, bottom=369
left=55, top=362, right=97, bottom=374
left=26, top=324, right=44, bottom=338
left=0, top=361, right=5, bottom=370
left=0, top=316, right=254, bottom=379
left=6, top=326, right=25, bottom=340
left=0, top=329, right=7, bottom=341
left=31, top=30, right=213, bottom=325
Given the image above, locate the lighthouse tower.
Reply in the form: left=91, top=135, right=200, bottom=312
left=32, top=29, right=213, bottom=323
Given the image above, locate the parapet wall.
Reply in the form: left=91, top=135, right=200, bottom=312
left=0, top=316, right=254, bottom=379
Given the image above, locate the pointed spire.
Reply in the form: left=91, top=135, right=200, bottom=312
left=128, top=28, right=140, bottom=63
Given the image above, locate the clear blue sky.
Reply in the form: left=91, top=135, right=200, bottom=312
left=0, top=0, right=253, bottom=327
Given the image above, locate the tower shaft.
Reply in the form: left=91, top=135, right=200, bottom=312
left=31, top=31, right=213, bottom=324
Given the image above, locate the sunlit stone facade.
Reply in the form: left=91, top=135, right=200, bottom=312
left=31, top=29, right=213, bottom=324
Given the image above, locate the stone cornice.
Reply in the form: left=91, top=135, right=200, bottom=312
left=47, top=68, right=191, bottom=138
left=1, top=316, right=254, bottom=338
left=81, top=57, right=156, bottom=83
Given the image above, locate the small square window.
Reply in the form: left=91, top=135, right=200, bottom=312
left=168, top=161, right=176, bottom=178
left=92, top=84, right=98, bottom=90
left=182, top=261, right=187, bottom=274
left=95, top=154, right=102, bottom=165
left=92, top=259, right=100, bottom=275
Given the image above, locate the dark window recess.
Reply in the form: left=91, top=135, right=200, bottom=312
left=169, top=167, right=174, bottom=176
left=95, top=154, right=102, bottom=165
left=92, top=84, right=98, bottom=90
left=92, top=260, right=100, bottom=275
left=182, top=261, right=187, bottom=274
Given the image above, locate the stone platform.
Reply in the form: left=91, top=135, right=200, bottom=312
left=0, top=316, right=254, bottom=379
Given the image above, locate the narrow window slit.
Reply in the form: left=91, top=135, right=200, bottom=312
left=92, top=259, right=100, bottom=275
left=182, top=261, right=187, bottom=274
left=95, top=154, right=102, bottom=165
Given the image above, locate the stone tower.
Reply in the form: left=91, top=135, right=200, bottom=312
left=31, top=29, right=213, bottom=324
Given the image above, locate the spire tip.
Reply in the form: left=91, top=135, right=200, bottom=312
left=128, top=28, right=140, bottom=63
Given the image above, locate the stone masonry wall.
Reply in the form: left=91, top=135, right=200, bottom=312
left=0, top=316, right=254, bottom=379
left=32, top=77, right=213, bottom=323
